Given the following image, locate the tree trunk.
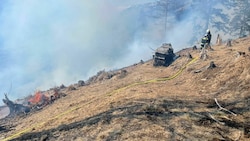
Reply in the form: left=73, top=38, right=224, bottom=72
left=2, top=94, right=30, bottom=117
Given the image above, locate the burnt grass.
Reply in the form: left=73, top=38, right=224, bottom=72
left=8, top=98, right=250, bottom=141
left=0, top=116, right=17, bottom=134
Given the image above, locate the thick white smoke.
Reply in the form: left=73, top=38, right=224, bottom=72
left=0, top=0, right=159, bottom=104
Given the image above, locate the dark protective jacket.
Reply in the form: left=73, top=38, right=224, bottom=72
left=206, top=32, right=212, bottom=44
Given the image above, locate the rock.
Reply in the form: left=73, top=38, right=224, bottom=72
left=187, top=52, right=193, bottom=59
left=207, top=61, right=216, bottom=69
left=194, top=70, right=202, bottom=73
left=226, top=39, right=232, bottom=47
left=60, top=84, right=66, bottom=89
left=140, top=60, right=144, bottom=64
left=68, top=85, right=76, bottom=91
left=192, top=45, right=197, bottom=50
left=118, top=70, right=127, bottom=79
left=77, top=80, right=85, bottom=87
left=40, top=134, right=49, bottom=141
left=237, top=51, right=246, bottom=57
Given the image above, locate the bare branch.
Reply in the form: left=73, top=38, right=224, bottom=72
left=214, top=98, right=237, bottom=116
left=208, top=113, right=225, bottom=125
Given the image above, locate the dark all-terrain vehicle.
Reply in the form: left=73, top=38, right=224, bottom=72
left=153, top=43, right=175, bottom=66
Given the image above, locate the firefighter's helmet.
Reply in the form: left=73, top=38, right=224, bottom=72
left=206, top=29, right=210, bottom=33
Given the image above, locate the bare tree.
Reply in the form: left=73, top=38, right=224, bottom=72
left=230, top=0, right=250, bottom=37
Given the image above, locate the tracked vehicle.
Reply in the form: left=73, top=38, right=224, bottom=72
left=153, top=43, right=175, bottom=66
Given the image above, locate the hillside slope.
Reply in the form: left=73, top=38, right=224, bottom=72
left=1, top=37, right=250, bottom=141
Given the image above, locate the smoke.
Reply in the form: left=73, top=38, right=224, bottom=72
left=0, top=0, right=161, bottom=104
left=0, top=106, right=9, bottom=119
left=165, top=12, right=201, bottom=50
left=0, top=0, right=229, bottom=105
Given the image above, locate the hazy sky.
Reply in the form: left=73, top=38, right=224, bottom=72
left=110, top=0, right=157, bottom=6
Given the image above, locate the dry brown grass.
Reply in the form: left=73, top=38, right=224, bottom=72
left=1, top=37, right=250, bottom=141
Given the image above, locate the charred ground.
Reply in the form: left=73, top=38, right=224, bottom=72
left=1, top=37, right=250, bottom=140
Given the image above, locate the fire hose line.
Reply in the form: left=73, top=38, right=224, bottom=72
left=107, top=57, right=198, bottom=96
left=3, top=101, right=93, bottom=141
left=4, top=57, right=198, bottom=141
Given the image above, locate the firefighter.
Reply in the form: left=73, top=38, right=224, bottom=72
left=206, top=29, right=212, bottom=45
